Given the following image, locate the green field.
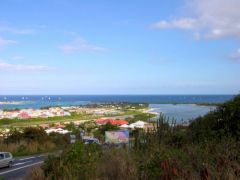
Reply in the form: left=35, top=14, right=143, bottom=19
left=0, top=112, right=99, bottom=127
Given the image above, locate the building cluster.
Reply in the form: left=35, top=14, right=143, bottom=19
left=45, top=128, right=70, bottom=134
left=95, top=118, right=154, bottom=130
left=62, top=106, right=121, bottom=115
left=0, top=107, right=71, bottom=119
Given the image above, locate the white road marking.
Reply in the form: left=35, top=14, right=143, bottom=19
left=0, top=161, right=43, bottom=175
left=14, top=160, right=33, bottom=166
left=13, top=162, right=25, bottom=166
left=19, top=156, right=35, bottom=161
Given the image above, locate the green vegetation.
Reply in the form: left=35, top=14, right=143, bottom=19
left=0, top=127, right=69, bottom=156
left=25, top=95, right=240, bottom=179
left=0, top=112, right=99, bottom=127
left=194, top=102, right=220, bottom=106
left=0, top=103, right=153, bottom=127
left=1, top=98, right=239, bottom=179
left=82, top=102, right=149, bottom=110
left=43, top=142, right=102, bottom=179
left=126, top=112, right=156, bottom=123
left=188, top=95, right=240, bottom=142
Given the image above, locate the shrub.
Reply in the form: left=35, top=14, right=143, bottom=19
left=95, top=148, right=137, bottom=180
left=24, top=166, right=45, bottom=180
left=23, top=127, right=48, bottom=143
left=43, top=142, right=101, bottom=180
left=188, top=95, right=240, bottom=142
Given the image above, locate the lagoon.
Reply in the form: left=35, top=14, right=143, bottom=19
left=149, top=104, right=215, bottom=123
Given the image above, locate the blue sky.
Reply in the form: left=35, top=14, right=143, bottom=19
left=0, top=0, right=240, bottom=95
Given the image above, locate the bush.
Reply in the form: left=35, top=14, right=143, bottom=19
left=23, top=127, right=48, bottom=142
left=137, top=146, right=193, bottom=179
left=48, top=132, right=69, bottom=148
left=43, top=142, right=101, bottom=180
left=95, top=148, right=137, bottom=180
left=1, top=127, right=58, bottom=156
left=188, top=95, right=240, bottom=142
left=24, top=166, right=45, bottom=180
left=0, top=141, right=56, bottom=156
left=17, top=96, right=240, bottom=179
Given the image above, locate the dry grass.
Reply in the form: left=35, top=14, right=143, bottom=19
left=24, top=166, right=45, bottom=180
left=94, top=148, right=137, bottom=180
left=0, top=143, right=19, bottom=153
left=0, top=141, right=56, bottom=156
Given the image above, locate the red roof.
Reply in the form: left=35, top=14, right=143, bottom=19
left=55, top=124, right=65, bottom=128
left=96, top=119, right=109, bottom=124
left=19, top=112, right=31, bottom=119
left=110, top=119, right=128, bottom=125
left=96, top=119, right=128, bottom=125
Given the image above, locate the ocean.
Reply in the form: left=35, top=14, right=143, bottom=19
left=0, top=95, right=235, bottom=122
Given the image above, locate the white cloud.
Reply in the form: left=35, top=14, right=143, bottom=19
left=0, top=37, right=16, bottom=47
left=0, top=24, right=35, bottom=34
left=151, top=18, right=197, bottom=30
left=59, top=38, right=108, bottom=53
left=151, top=0, right=240, bottom=39
left=0, top=62, right=51, bottom=72
left=229, top=49, right=240, bottom=61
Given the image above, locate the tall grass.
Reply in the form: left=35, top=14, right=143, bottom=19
left=24, top=166, right=45, bottom=180
left=131, top=113, right=240, bottom=179
left=94, top=148, right=137, bottom=180
left=0, top=140, right=56, bottom=156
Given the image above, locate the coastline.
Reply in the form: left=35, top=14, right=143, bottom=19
left=0, top=101, right=25, bottom=105
left=143, top=108, right=159, bottom=115
left=0, top=101, right=219, bottom=111
left=0, top=102, right=216, bottom=127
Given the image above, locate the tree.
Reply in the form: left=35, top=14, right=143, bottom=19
left=23, top=127, right=48, bottom=143
left=188, top=95, right=240, bottom=142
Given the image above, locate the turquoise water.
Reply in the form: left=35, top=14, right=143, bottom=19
left=0, top=95, right=231, bottom=122
left=0, top=95, right=233, bottom=110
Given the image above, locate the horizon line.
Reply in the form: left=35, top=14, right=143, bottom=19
left=0, top=94, right=236, bottom=96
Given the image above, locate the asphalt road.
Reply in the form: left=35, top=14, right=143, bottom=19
left=0, top=154, right=46, bottom=180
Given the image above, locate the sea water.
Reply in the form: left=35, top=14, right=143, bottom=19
left=0, top=95, right=234, bottom=122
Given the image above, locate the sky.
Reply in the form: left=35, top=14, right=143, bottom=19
left=0, top=0, right=240, bottom=95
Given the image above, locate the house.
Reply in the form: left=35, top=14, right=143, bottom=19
left=96, top=118, right=128, bottom=126
left=45, top=128, right=71, bottom=134
left=19, top=111, right=31, bottom=119
left=109, top=119, right=128, bottom=126
left=120, top=121, right=147, bottom=129
left=55, top=124, right=65, bottom=129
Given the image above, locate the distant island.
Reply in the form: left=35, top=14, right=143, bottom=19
left=0, top=101, right=24, bottom=105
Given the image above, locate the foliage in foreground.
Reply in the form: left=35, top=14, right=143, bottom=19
left=43, top=142, right=102, bottom=180
left=188, top=95, right=240, bottom=142
left=0, top=127, right=69, bottom=156
left=27, top=95, right=240, bottom=179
